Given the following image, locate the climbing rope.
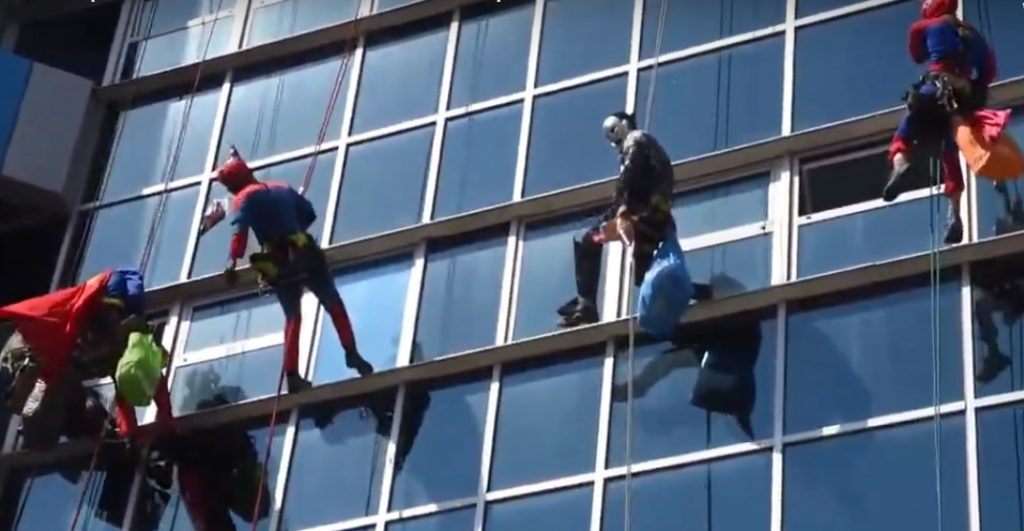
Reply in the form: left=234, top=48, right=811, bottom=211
left=624, top=1, right=669, bottom=529
left=927, top=155, right=943, bottom=531
left=246, top=12, right=363, bottom=531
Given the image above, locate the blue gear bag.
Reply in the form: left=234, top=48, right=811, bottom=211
left=105, top=268, right=146, bottom=316
left=637, top=232, right=694, bottom=340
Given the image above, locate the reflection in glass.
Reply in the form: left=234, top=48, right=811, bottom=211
left=76, top=186, right=199, bottom=287
left=603, top=452, right=772, bottom=530
left=637, top=36, right=784, bottom=161
left=485, top=487, right=592, bottom=531
left=784, top=418, right=967, bottom=531
left=434, top=104, right=521, bottom=219
left=353, top=23, right=448, bottom=133
left=976, top=112, right=1024, bottom=240
left=170, top=346, right=282, bottom=414
left=686, top=236, right=772, bottom=297
left=415, top=228, right=507, bottom=361
left=525, top=76, right=626, bottom=197
left=314, top=256, right=411, bottom=384
left=0, top=455, right=138, bottom=531
left=490, top=349, right=602, bottom=489
left=793, top=1, right=918, bottom=130
left=641, top=0, right=784, bottom=58
left=449, top=1, right=533, bottom=107
left=388, top=508, right=475, bottom=531
left=796, top=0, right=864, bottom=17
left=513, top=211, right=607, bottom=341
left=537, top=0, right=631, bottom=85
left=138, top=0, right=226, bottom=35
left=964, top=0, right=1024, bottom=81
left=334, top=127, right=432, bottom=242
left=101, top=90, right=219, bottom=201
left=391, top=375, right=488, bottom=509
left=247, top=0, right=359, bottom=46
left=797, top=197, right=946, bottom=278
left=283, top=395, right=391, bottom=528
left=123, top=20, right=234, bottom=79
left=608, top=314, right=775, bottom=465
left=786, top=277, right=963, bottom=433
left=185, top=295, right=283, bottom=352
left=673, top=174, right=770, bottom=238
left=977, top=404, right=1024, bottom=530
left=191, top=152, right=335, bottom=278
left=970, top=256, right=1024, bottom=395
left=222, top=55, right=348, bottom=162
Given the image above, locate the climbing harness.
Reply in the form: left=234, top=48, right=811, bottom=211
left=246, top=10, right=363, bottom=530
left=624, top=1, right=669, bottom=528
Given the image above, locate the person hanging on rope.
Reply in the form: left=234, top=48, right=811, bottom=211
left=213, top=148, right=375, bottom=393
left=557, top=111, right=713, bottom=327
left=0, top=268, right=174, bottom=449
left=882, top=0, right=998, bottom=244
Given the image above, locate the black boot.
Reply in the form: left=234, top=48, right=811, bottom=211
left=558, top=238, right=603, bottom=327
left=944, top=204, right=963, bottom=244
left=883, top=152, right=914, bottom=202
left=692, top=283, right=713, bottom=302
left=559, top=298, right=599, bottom=328
left=345, top=349, right=375, bottom=377
left=286, top=372, right=312, bottom=394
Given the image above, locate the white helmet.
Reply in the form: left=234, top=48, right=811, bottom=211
left=602, top=111, right=636, bottom=147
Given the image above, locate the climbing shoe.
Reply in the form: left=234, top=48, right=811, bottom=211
left=558, top=298, right=599, bottom=328
left=286, top=372, right=312, bottom=394
left=345, top=349, right=375, bottom=377
left=944, top=207, right=964, bottom=245
left=883, top=152, right=913, bottom=202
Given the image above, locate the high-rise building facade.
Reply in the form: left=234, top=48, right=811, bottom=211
left=2, top=0, right=1024, bottom=529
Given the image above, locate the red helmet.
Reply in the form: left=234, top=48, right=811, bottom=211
left=216, top=152, right=256, bottom=190
left=921, top=0, right=957, bottom=18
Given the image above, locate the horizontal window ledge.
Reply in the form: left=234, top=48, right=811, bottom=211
left=8, top=226, right=1024, bottom=469
left=92, top=0, right=491, bottom=102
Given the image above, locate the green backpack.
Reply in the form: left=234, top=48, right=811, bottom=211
left=115, top=332, right=163, bottom=406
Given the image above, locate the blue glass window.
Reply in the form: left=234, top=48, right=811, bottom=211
left=353, top=22, right=448, bottom=133
left=313, top=255, right=412, bottom=385
left=794, top=1, right=919, bottom=131
left=637, top=37, right=784, bottom=161
left=0, top=459, right=134, bottom=530
left=964, top=0, right=1024, bottom=82
left=377, top=0, right=422, bottom=10
left=222, top=54, right=349, bottom=162
left=283, top=395, right=391, bottom=528
left=525, top=76, right=626, bottom=197
left=797, top=197, right=945, bottom=278
left=415, top=227, right=507, bottom=361
left=191, top=152, right=335, bottom=278
left=247, top=0, right=359, bottom=46
left=608, top=314, right=776, bottom=465
left=970, top=255, right=1024, bottom=397
left=449, top=1, right=533, bottom=107
left=514, top=211, right=607, bottom=341
left=786, top=277, right=963, bottom=433
left=388, top=508, right=475, bottom=531
left=673, top=174, right=770, bottom=238
left=171, top=345, right=283, bottom=414
left=76, top=186, right=199, bottom=287
left=641, top=0, right=785, bottom=58
left=123, top=19, right=234, bottom=79
left=333, top=126, right=432, bottom=242
left=390, top=375, right=489, bottom=509
left=537, top=0, right=631, bottom=86
left=139, top=0, right=226, bottom=35
left=186, top=295, right=284, bottom=351
left=490, top=349, right=602, bottom=489
left=976, top=112, right=1024, bottom=240
left=784, top=418, right=967, bottom=531
left=101, top=89, right=219, bottom=201
left=977, top=404, right=1024, bottom=530
left=434, top=104, right=521, bottom=219
left=485, top=487, right=592, bottom=531
left=797, top=0, right=866, bottom=18
left=797, top=149, right=926, bottom=216
left=148, top=419, right=287, bottom=531
left=604, top=452, right=772, bottom=530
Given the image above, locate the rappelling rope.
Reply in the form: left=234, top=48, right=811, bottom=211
left=927, top=155, right=943, bottom=531
left=247, top=11, right=363, bottom=531
left=624, top=2, right=669, bottom=529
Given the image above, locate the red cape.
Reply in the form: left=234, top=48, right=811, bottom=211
left=0, top=270, right=111, bottom=381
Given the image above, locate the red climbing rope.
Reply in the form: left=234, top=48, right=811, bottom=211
left=246, top=13, right=364, bottom=531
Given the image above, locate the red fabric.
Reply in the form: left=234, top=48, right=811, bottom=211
left=114, top=373, right=174, bottom=439
left=325, top=302, right=356, bottom=352
left=229, top=230, right=248, bottom=261
left=941, top=149, right=965, bottom=198
left=217, top=155, right=256, bottom=190
left=921, top=0, right=957, bottom=18
left=969, top=108, right=1012, bottom=143
left=908, top=19, right=930, bottom=64
left=283, top=316, right=302, bottom=374
left=0, top=271, right=111, bottom=382
left=889, top=136, right=910, bottom=161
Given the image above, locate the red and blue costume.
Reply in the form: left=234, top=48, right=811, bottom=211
left=217, top=153, right=373, bottom=391
left=884, top=0, right=997, bottom=243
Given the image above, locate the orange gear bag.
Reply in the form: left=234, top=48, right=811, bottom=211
left=954, top=112, right=1024, bottom=181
